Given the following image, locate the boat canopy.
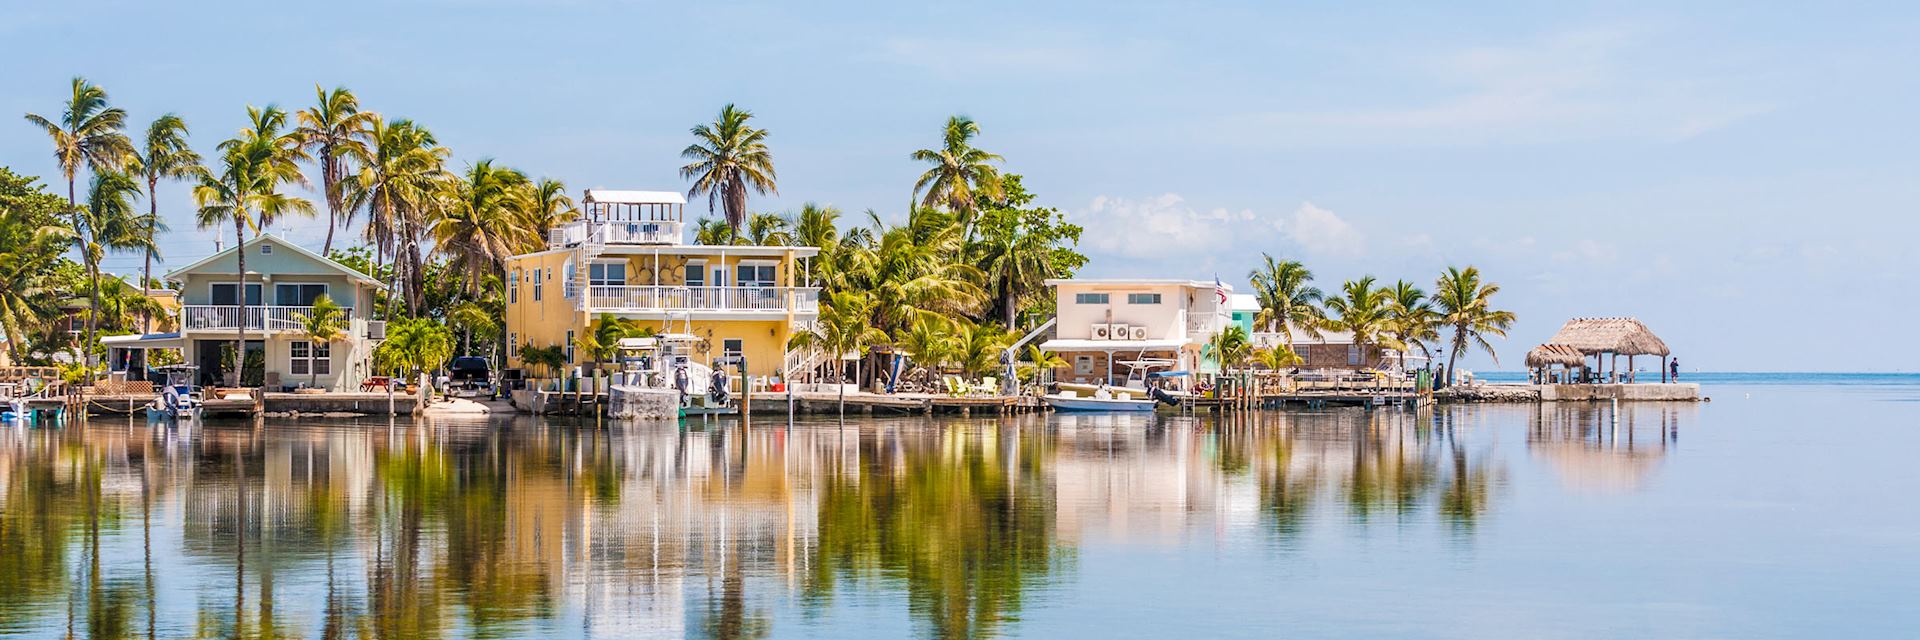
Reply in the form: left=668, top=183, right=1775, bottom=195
left=1146, top=370, right=1191, bottom=379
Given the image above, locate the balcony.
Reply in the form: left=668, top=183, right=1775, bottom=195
left=585, top=286, right=818, bottom=314
left=182, top=305, right=354, bottom=332
left=548, top=219, right=684, bottom=248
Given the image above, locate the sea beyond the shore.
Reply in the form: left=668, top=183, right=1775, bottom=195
left=1, top=373, right=1915, bottom=638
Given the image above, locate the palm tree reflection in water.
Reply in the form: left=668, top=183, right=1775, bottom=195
left=0, top=406, right=1626, bottom=638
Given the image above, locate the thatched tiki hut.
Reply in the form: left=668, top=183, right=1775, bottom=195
left=1525, top=343, right=1586, bottom=383
left=1545, top=317, right=1673, bottom=383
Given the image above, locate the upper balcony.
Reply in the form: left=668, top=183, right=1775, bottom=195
left=181, top=305, right=378, bottom=339
left=548, top=219, right=685, bottom=248
left=549, top=189, right=688, bottom=249
left=584, top=285, right=819, bottom=316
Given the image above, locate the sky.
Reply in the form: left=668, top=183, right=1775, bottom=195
left=3, top=0, right=1916, bottom=371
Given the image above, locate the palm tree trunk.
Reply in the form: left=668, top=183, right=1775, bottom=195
left=1446, top=327, right=1465, bottom=386
left=86, top=254, right=102, bottom=369
left=144, top=177, right=159, bottom=334
left=235, top=217, right=249, bottom=386
left=320, top=160, right=337, bottom=255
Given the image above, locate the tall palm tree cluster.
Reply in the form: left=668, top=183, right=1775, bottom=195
left=679, top=113, right=1090, bottom=390
left=1243, top=254, right=1514, bottom=383
left=8, top=77, right=576, bottom=371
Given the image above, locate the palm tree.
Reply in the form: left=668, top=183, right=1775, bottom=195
left=911, top=116, right=1003, bottom=227
left=952, top=322, right=1008, bottom=379
left=347, top=117, right=447, bottom=316
left=1431, top=266, right=1516, bottom=384
left=1247, top=253, right=1324, bottom=343
left=1252, top=345, right=1304, bottom=371
left=446, top=300, right=499, bottom=358
left=373, top=317, right=454, bottom=393
left=1321, top=277, right=1402, bottom=369
left=127, top=114, right=203, bottom=332
left=196, top=131, right=317, bottom=383
left=1386, top=280, right=1439, bottom=369
left=892, top=316, right=957, bottom=381
left=294, top=294, right=347, bottom=388
left=693, top=218, right=738, bottom=245
left=79, top=171, right=145, bottom=355
left=792, top=203, right=842, bottom=287
left=741, top=212, right=792, bottom=245
left=574, top=314, right=654, bottom=388
left=1204, top=324, right=1254, bottom=371
left=432, top=160, right=532, bottom=294
left=972, top=206, right=1062, bottom=329
left=680, top=104, right=776, bottom=233
left=294, top=85, right=374, bottom=254
left=23, top=77, right=134, bottom=207
left=1019, top=345, right=1067, bottom=385
left=523, top=178, right=575, bottom=249
left=788, top=291, right=887, bottom=415
left=220, top=105, right=312, bottom=237
left=841, top=207, right=987, bottom=334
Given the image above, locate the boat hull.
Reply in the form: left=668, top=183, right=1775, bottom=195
left=1043, top=395, right=1157, bottom=412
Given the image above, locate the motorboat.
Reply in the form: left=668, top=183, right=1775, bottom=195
left=1043, top=385, right=1159, bottom=412
left=609, top=333, right=738, bottom=416
left=146, top=365, right=202, bottom=421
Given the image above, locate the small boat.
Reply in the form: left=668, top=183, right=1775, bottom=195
left=1043, top=389, right=1158, bottom=412
left=145, top=365, right=202, bottom=421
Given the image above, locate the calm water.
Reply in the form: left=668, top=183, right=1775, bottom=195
left=3, top=375, right=1917, bottom=638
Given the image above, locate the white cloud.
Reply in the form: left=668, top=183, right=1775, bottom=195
left=1070, top=196, right=1363, bottom=259
left=1285, top=202, right=1365, bottom=257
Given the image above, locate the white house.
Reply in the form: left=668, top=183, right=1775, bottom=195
left=165, top=236, right=384, bottom=390
left=1038, top=279, right=1232, bottom=384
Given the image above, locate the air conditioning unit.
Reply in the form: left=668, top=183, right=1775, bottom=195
left=1110, top=324, right=1129, bottom=340
left=367, top=320, right=387, bottom=341
left=1090, top=323, right=1113, bottom=340
left=1128, top=326, right=1148, bottom=340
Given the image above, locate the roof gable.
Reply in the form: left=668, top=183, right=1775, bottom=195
left=165, top=235, right=378, bottom=285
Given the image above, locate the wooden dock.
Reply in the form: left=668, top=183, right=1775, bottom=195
left=750, top=391, right=1045, bottom=416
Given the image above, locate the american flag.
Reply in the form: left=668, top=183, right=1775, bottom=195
left=1214, top=275, right=1228, bottom=305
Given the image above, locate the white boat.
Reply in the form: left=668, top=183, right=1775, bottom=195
left=145, top=365, right=202, bottom=421
left=1043, top=390, right=1158, bottom=412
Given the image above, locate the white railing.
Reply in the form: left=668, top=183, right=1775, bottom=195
left=182, top=305, right=353, bottom=332
left=547, top=220, right=684, bottom=248
left=586, top=286, right=819, bottom=313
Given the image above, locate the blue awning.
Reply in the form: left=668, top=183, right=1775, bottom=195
left=1146, top=370, right=1191, bottom=378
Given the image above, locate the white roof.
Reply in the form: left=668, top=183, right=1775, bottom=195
left=1229, top=293, right=1260, bottom=312
left=164, top=235, right=379, bottom=285
left=1038, top=339, right=1188, bottom=352
left=584, top=189, right=686, bottom=205
left=101, top=332, right=183, bottom=349
left=1045, top=278, right=1230, bottom=291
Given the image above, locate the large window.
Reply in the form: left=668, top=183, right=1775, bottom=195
left=684, top=263, right=706, bottom=288
left=735, top=263, right=777, bottom=287
left=532, top=268, right=544, bottom=301
left=210, top=283, right=262, bottom=306
left=563, top=260, right=576, bottom=298
left=590, top=262, right=628, bottom=287
left=565, top=330, right=575, bottom=364
left=1127, top=293, right=1162, bottom=305
left=275, top=283, right=329, bottom=306
left=1074, top=293, right=1109, bottom=305
left=289, top=341, right=331, bottom=376
left=508, top=270, right=518, bottom=304
left=508, top=332, right=518, bottom=358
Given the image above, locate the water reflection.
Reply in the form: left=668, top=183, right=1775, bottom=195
left=0, top=405, right=1681, bottom=638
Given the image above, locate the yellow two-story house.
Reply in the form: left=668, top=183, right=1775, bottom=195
left=504, top=189, right=821, bottom=382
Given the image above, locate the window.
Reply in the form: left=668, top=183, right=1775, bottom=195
left=563, top=260, right=576, bottom=298
left=532, top=268, right=544, bottom=301
left=260, top=243, right=273, bottom=255
left=565, top=330, right=575, bottom=364
left=289, top=341, right=331, bottom=376
left=1073, top=355, right=1095, bottom=375
left=735, top=263, right=777, bottom=287
left=508, top=333, right=518, bottom=358
left=210, top=283, right=262, bottom=306
left=723, top=339, right=744, bottom=361
left=590, top=262, right=627, bottom=287
left=508, top=270, right=519, bottom=304
left=684, top=263, right=706, bottom=288
left=275, top=283, right=328, bottom=306
left=1348, top=344, right=1362, bottom=366
left=1074, top=293, right=1109, bottom=305
left=1127, top=293, right=1162, bottom=305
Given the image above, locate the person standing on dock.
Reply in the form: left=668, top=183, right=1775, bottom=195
left=1670, top=358, right=1681, bottom=382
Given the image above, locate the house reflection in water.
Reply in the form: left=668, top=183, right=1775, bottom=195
left=1525, top=402, right=1693, bottom=493
left=0, top=410, right=1515, bottom=638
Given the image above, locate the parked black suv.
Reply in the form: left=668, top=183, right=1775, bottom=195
left=448, top=356, right=494, bottom=398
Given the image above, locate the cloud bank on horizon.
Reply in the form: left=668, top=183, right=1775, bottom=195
left=1, top=0, right=1914, bottom=371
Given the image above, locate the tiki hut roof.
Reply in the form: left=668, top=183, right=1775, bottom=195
left=1525, top=343, right=1587, bottom=368
left=1546, top=317, right=1671, bottom=357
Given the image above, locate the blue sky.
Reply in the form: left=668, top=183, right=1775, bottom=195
left=4, top=1, right=1916, bottom=371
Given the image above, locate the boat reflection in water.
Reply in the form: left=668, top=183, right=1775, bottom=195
left=0, top=403, right=1693, bottom=638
